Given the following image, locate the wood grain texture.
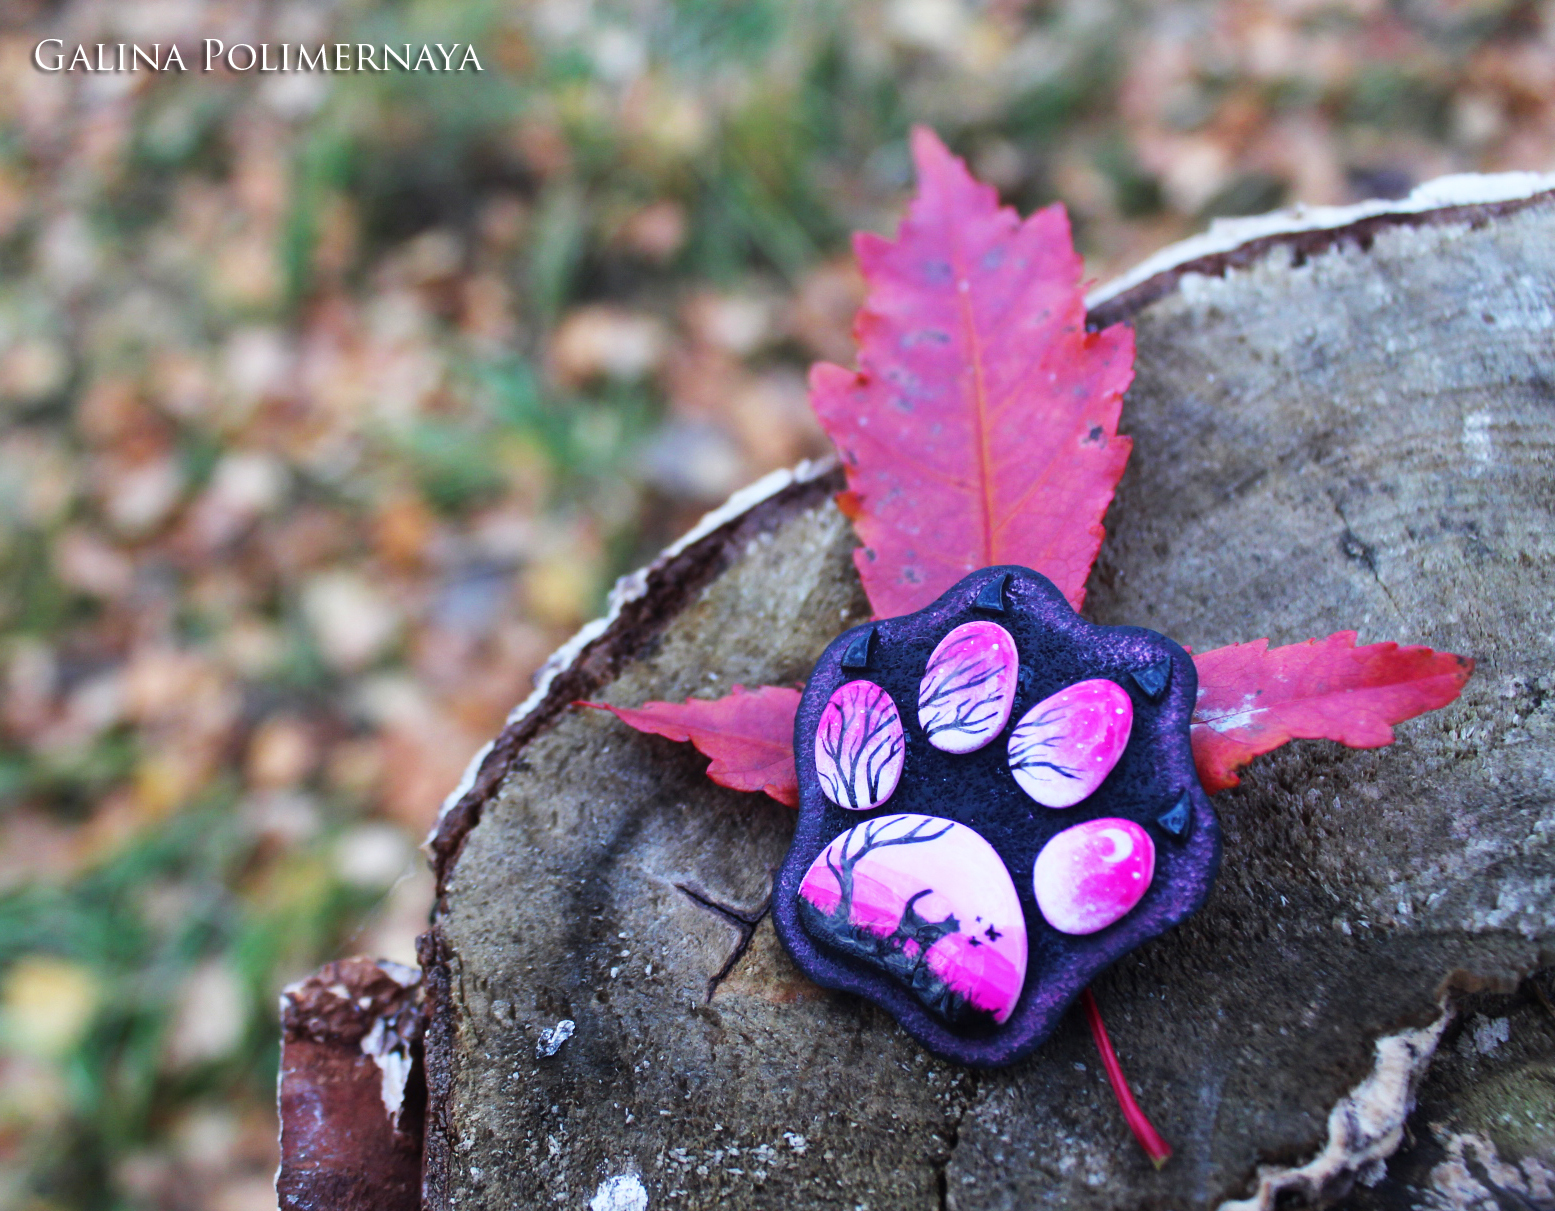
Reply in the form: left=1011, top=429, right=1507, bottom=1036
left=420, top=199, right=1555, bottom=1210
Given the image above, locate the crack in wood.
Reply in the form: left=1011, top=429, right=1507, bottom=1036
left=675, top=883, right=771, bottom=1002
left=1526, top=971, right=1555, bottom=1033
left=933, top=1071, right=979, bottom=1211
left=1331, top=495, right=1404, bottom=619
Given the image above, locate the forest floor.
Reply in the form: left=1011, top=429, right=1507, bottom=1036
left=1, top=0, right=1552, bottom=1207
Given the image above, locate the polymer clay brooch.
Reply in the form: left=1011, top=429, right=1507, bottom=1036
left=774, top=565, right=1215, bottom=1065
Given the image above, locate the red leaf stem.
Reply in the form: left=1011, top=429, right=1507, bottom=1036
left=1080, top=987, right=1172, bottom=1169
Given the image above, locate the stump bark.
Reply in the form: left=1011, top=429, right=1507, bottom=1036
left=417, top=183, right=1555, bottom=1210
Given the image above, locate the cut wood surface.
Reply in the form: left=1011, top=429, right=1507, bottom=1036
left=417, top=184, right=1555, bottom=1209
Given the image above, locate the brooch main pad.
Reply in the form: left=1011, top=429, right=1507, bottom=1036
left=772, top=566, right=1221, bottom=1066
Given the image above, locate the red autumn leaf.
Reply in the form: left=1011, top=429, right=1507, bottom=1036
left=580, top=685, right=802, bottom=807
left=811, top=126, right=1135, bottom=618
left=1190, top=632, right=1473, bottom=793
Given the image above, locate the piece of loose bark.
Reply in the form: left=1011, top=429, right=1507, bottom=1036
left=277, top=957, right=425, bottom=1211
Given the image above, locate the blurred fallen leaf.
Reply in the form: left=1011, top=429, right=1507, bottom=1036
left=785, top=258, right=866, bottom=364
left=460, top=273, right=517, bottom=345
left=124, top=648, right=235, bottom=730
left=1, top=955, right=99, bottom=1059
left=549, top=305, right=668, bottom=386
left=38, top=213, right=97, bottom=289
left=54, top=526, right=135, bottom=598
left=163, top=960, right=247, bottom=1070
left=725, top=369, right=826, bottom=471
left=379, top=718, right=486, bottom=832
left=38, top=668, right=125, bottom=753
left=149, top=349, right=215, bottom=421
left=246, top=715, right=318, bottom=791
left=302, top=571, right=403, bottom=672
left=1152, top=134, right=1233, bottom=215
left=355, top=860, right=436, bottom=967
left=0, top=810, right=77, bottom=890
left=2, top=636, right=58, bottom=738
left=222, top=327, right=294, bottom=410
left=0, top=430, right=77, bottom=525
left=217, top=617, right=286, bottom=678
left=263, top=506, right=359, bottom=577
left=391, top=229, right=464, bottom=289
left=131, top=748, right=210, bottom=821
left=98, top=454, right=186, bottom=537
left=683, top=291, right=774, bottom=357
left=477, top=194, right=530, bottom=255
left=355, top=674, right=489, bottom=830
left=887, top=0, right=970, bottom=52
left=324, top=737, right=385, bottom=804
left=333, top=823, right=411, bottom=889
left=212, top=1175, right=282, bottom=1211
left=619, top=199, right=687, bottom=261
left=0, top=1054, right=69, bottom=1131
left=172, top=1106, right=244, bottom=1173
left=0, top=337, right=68, bottom=403
left=239, top=790, right=321, bottom=847
left=211, top=233, right=282, bottom=310
left=373, top=493, right=438, bottom=570
left=625, top=82, right=710, bottom=161
left=184, top=452, right=289, bottom=552
left=638, top=419, right=747, bottom=501
left=515, top=110, right=572, bottom=177
left=468, top=502, right=539, bottom=564
left=522, top=550, right=599, bottom=627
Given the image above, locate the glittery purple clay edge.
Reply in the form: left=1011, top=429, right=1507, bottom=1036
left=771, top=566, right=1222, bottom=1068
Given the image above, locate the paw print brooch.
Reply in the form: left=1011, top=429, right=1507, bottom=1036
left=774, top=565, right=1216, bottom=1066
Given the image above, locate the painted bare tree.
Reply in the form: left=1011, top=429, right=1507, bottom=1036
left=1008, top=680, right=1133, bottom=809
left=814, top=680, right=905, bottom=808
left=820, top=814, right=955, bottom=923
left=917, top=621, right=1017, bottom=752
left=798, top=814, right=999, bottom=1028
left=1007, top=703, right=1085, bottom=787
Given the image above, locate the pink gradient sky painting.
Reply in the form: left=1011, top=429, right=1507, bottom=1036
left=1008, top=677, right=1134, bottom=808
left=814, top=679, right=906, bottom=810
left=917, top=620, right=1019, bottom=754
left=1032, top=817, right=1156, bottom=935
left=799, top=814, right=1027, bottom=1022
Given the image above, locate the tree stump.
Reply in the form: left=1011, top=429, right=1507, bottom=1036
left=410, top=181, right=1555, bottom=1210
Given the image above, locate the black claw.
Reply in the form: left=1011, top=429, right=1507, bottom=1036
left=974, top=572, right=1010, bottom=613
left=1157, top=790, right=1192, bottom=840
left=841, top=627, right=877, bottom=672
left=1130, top=658, right=1172, bottom=701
